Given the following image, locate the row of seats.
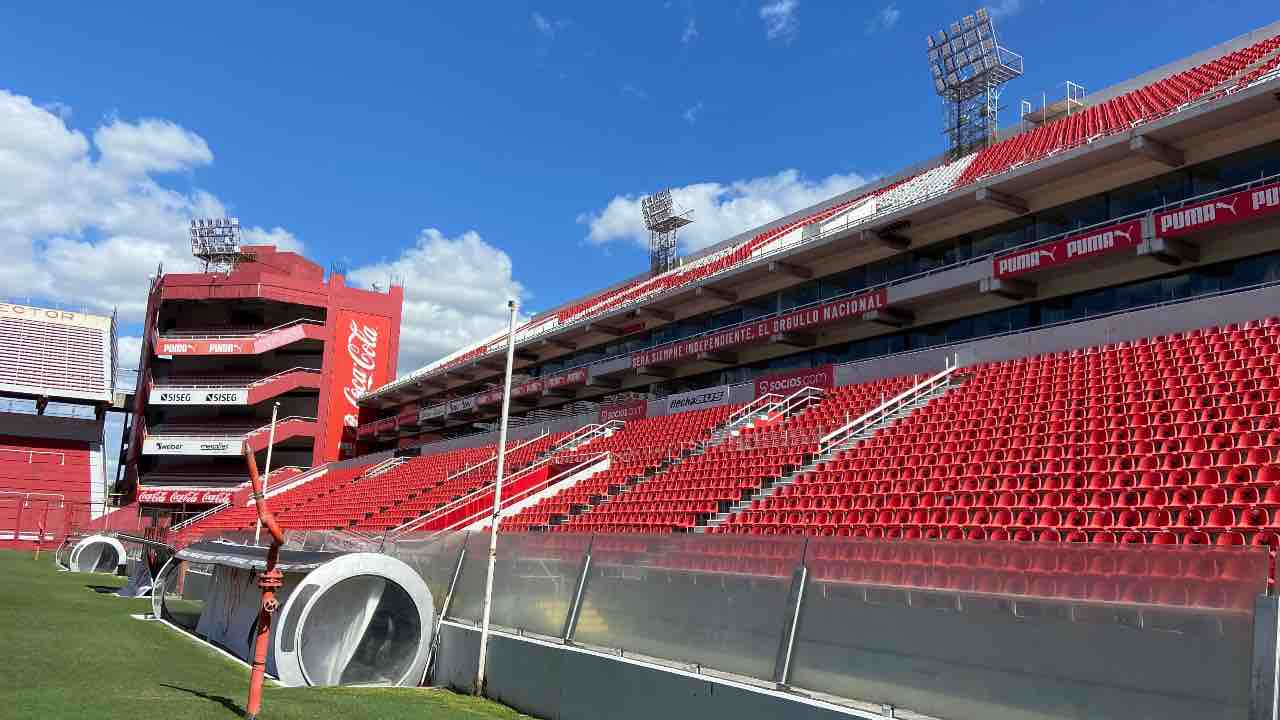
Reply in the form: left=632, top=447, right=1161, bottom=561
left=956, top=34, right=1280, bottom=185
left=504, top=406, right=736, bottom=532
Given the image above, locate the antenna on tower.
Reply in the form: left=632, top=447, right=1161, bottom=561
left=189, top=217, right=247, bottom=275
left=927, top=7, right=1023, bottom=160
left=641, top=189, right=694, bottom=276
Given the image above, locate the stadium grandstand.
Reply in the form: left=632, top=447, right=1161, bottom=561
left=46, top=12, right=1280, bottom=720
left=0, top=302, right=116, bottom=548
left=118, top=240, right=403, bottom=527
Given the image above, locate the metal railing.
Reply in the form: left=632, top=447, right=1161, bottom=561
left=817, top=359, right=961, bottom=455
left=773, top=386, right=826, bottom=420
left=444, top=430, right=552, bottom=484
left=150, top=366, right=321, bottom=390
left=727, top=394, right=783, bottom=428
left=0, top=447, right=67, bottom=466
left=156, top=318, right=325, bottom=340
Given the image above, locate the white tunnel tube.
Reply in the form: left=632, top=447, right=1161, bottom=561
left=68, top=535, right=126, bottom=574
left=273, top=552, right=434, bottom=688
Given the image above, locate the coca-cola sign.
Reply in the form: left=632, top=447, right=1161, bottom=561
left=322, top=310, right=394, bottom=462
left=137, top=488, right=233, bottom=505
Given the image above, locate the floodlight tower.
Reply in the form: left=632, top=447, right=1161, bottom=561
left=641, top=189, right=694, bottom=276
left=189, top=217, right=247, bottom=274
left=928, top=7, right=1024, bottom=160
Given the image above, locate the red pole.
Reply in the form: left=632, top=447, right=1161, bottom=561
left=244, top=444, right=284, bottom=720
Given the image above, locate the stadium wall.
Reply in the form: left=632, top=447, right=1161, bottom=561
left=434, top=623, right=864, bottom=720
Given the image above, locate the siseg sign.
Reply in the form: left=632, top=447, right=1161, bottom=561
left=142, top=437, right=243, bottom=456
left=149, top=388, right=248, bottom=405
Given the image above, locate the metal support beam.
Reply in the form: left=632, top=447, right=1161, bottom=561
left=635, top=365, right=676, bottom=379
left=771, top=332, right=816, bottom=348
left=629, top=307, right=675, bottom=322
left=773, top=540, right=809, bottom=688
left=540, top=337, right=577, bottom=352
left=586, top=376, right=621, bottom=390
left=1138, top=236, right=1199, bottom=265
left=696, top=286, right=737, bottom=303
left=862, top=224, right=911, bottom=250
left=976, top=187, right=1029, bottom=215
left=696, top=351, right=738, bottom=365
left=561, top=543, right=593, bottom=642
left=1130, top=134, right=1185, bottom=168
left=768, top=261, right=812, bottom=280
left=980, top=277, right=1036, bottom=300
left=863, top=308, right=914, bottom=328
left=586, top=323, right=626, bottom=337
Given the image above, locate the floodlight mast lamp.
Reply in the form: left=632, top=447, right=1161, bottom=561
left=642, top=189, right=694, bottom=277
left=476, top=299, right=519, bottom=697
left=189, top=217, right=245, bottom=275
left=927, top=7, right=1023, bottom=160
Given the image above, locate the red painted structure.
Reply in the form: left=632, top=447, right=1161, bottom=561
left=121, top=245, right=402, bottom=520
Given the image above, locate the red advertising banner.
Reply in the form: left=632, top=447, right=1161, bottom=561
left=754, top=365, right=835, bottom=398
left=323, top=310, right=394, bottom=461
left=137, top=488, right=232, bottom=505
left=544, top=367, right=588, bottom=391
left=994, top=219, right=1144, bottom=279
left=598, top=398, right=648, bottom=423
left=1155, top=181, right=1280, bottom=239
left=512, top=379, right=544, bottom=398
left=156, top=338, right=251, bottom=355
left=630, top=288, right=888, bottom=368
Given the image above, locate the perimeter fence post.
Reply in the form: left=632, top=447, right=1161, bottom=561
left=773, top=536, right=809, bottom=688
left=562, top=534, right=594, bottom=642
left=1250, top=593, right=1280, bottom=720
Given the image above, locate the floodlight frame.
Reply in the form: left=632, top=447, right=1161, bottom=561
left=641, top=189, right=694, bottom=276
left=927, top=7, right=1024, bottom=160
left=189, top=217, right=248, bottom=274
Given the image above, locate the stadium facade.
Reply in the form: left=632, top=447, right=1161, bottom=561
left=0, top=302, right=116, bottom=547
left=356, top=22, right=1280, bottom=459
left=118, top=244, right=403, bottom=521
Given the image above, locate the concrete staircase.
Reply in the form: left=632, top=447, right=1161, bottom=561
left=700, top=365, right=966, bottom=532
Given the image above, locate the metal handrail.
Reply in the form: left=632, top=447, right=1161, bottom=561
left=0, top=448, right=66, bottom=466
left=443, top=430, right=551, bottom=483
left=727, top=394, right=783, bottom=428
left=817, top=359, right=961, bottom=455
left=156, top=317, right=325, bottom=340
left=151, top=366, right=321, bottom=390
left=774, top=386, right=827, bottom=419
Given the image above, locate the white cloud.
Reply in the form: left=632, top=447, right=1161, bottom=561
left=116, top=335, right=143, bottom=373
left=760, top=0, right=798, bottom=43
left=989, top=0, right=1023, bottom=18
left=866, top=4, right=900, bottom=34
left=621, top=83, right=649, bottom=100
left=243, top=225, right=305, bottom=254
left=0, top=89, right=299, bottom=321
left=682, top=17, right=699, bottom=46
left=532, top=11, right=569, bottom=38
left=578, top=168, right=870, bottom=253
left=347, top=228, right=527, bottom=374
left=682, top=100, right=704, bottom=125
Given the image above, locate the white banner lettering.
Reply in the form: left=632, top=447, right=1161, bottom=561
left=665, top=385, right=731, bottom=414
left=142, top=437, right=243, bottom=456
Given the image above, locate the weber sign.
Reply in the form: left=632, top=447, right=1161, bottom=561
left=142, top=437, right=242, bottom=456
left=665, top=386, right=731, bottom=414
left=149, top=388, right=248, bottom=405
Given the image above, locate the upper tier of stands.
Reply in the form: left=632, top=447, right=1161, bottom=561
left=390, top=31, right=1280, bottom=393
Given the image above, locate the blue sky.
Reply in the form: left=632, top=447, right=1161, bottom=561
left=1, top=0, right=1276, bottom=375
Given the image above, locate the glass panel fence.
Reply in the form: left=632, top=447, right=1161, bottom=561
left=571, top=534, right=805, bottom=681
left=788, top=538, right=1269, bottom=720
left=382, top=530, right=469, bottom=613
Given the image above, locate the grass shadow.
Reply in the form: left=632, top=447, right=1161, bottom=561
left=159, top=683, right=245, bottom=717
left=86, top=584, right=121, bottom=594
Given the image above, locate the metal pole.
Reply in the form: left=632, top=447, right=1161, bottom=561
left=476, top=300, right=519, bottom=696
left=254, top=402, right=281, bottom=547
